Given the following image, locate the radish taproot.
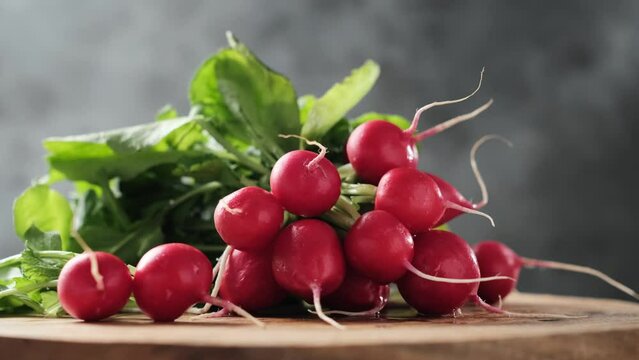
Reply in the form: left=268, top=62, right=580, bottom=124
left=346, top=70, right=491, bottom=184
left=321, top=270, right=390, bottom=316
left=58, top=251, right=132, bottom=321
left=375, top=168, right=494, bottom=233
left=219, top=247, right=287, bottom=311
left=132, top=243, right=263, bottom=326
left=345, top=210, right=511, bottom=285
left=214, top=186, right=284, bottom=251
left=270, top=136, right=341, bottom=217
left=272, top=219, right=346, bottom=329
left=397, top=230, right=508, bottom=315
left=431, top=135, right=512, bottom=227
left=474, top=240, right=639, bottom=304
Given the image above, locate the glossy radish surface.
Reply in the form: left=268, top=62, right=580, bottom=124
left=58, top=252, right=132, bottom=321
left=344, top=210, right=413, bottom=283
left=272, top=219, right=346, bottom=328
left=397, top=230, right=481, bottom=315
left=375, top=167, right=445, bottom=233
left=323, top=269, right=390, bottom=313
left=214, top=186, right=284, bottom=251
left=133, top=243, right=263, bottom=326
left=345, top=72, right=489, bottom=184
left=219, top=247, right=287, bottom=311
left=270, top=150, right=341, bottom=217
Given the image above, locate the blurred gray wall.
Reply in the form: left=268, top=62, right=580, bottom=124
left=1, top=0, right=638, bottom=299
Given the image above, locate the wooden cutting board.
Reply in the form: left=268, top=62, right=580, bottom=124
left=1, top=293, right=638, bottom=360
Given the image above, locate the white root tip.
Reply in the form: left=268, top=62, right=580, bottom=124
left=404, top=260, right=514, bottom=284
left=445, top=201, right=495, bottom=227
left=407, top=68, right=486, bottom=135
left=198, top=247, right=232, bottom=315
left=71, top=230, right=105, bottom=291
left=311, top=285, right=346, bottom=330
left=472, top=295, right=584, bottom=319
left=521, top=258, right=639, bottom=301
left=470, top=134, right=514, bottom=208
left=309, top=296, right=386, bottom=317
left=202, top=295, right=265, bottom=328
left=415, top=99, right=494, bottom=141
left=279, top=134, right=328, bottom=169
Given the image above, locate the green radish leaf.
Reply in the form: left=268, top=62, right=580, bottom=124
left=23, top=226, right=62, bottom=251
left=302, top=60, right=380, bottom=140
left=298, top=95, right=317, bottom=126
left=214, top=47, right=300, bottom=155
left=44, top=117, right=203, bottom=183
left=352, top=112, right=411, bottom=130
left=155, top=104, right=179, bottom=121
left=14, top=185, right=73, bottom=249
left=20, top=247, right=68, bottom=283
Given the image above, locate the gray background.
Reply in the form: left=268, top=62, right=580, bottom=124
left=1, top=0, right=637, bottom=299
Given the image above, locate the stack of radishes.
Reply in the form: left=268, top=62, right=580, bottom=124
left=56, top=75, right=638, bottom=329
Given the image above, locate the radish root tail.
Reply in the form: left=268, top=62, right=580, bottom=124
left=71, top=230, right=105, bottom=291
left=279, top=134, right=327, bottom=169
left=471, top=294, right=584, bottom=319
left=311, top=285, right=346, bottom=330
left=309, top=294, right=386, bottom=317
left=415, top=99, right=494, bottom=142
left=470, top=134, right=514, bottom=209
left=404, top=260, right=514, bottom=284
left=201, top=295, right=265, bottom=328
left=521, top=258, right=639, bottom=301
left=197, top=246, right=232, bottom=315
left=444, top=201, right=495, bottom=227
left=406, top=68, right=485, bottom=135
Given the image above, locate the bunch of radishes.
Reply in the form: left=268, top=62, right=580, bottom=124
left=56, top=73, right=637, bottom=328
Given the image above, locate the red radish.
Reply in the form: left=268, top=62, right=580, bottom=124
left=218, top=247, right=287, bottom=311
left=397, top=230, right=487, bottom=315
left=474, top=240, right=639, bottom=304
left=346, top=70, right=491, bottom=184
left=270, top=136, right=341, bottom=217
left=322, top=270, right=390, bottom=316
left=214, top=186, right=284, bottom=251
left=345, top=210, right=510, bottom=285
left=431, top=135, right=513, bottom=227
left=375, top=168, right=494, bottom=234
left=58, top=252, right=132, bottom=321
left=272, top=219, right=346, bottom=329
left=133, top=243, right=263, bottom=326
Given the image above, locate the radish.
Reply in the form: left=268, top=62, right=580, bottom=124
left=474, top=240, right=639, bottom=304
left=345, top=210, right=509, bottom=285
left=132, top=243, right=263, bottom=326
left=321, top=269, right=390, bottom=316
left=272, top=219, right=346, bottom=329
left=214, top=186, right=284, bottom=251
left=346, top=70, right=491, bottom=184
left=218, top=247, right=287, bottom=311
left=397, top=230, right=498, bottom=315
left=270, top=136, right=341, bottom=217
left=375, top=168, right=494, bottom=234
left=431, top=135, right=512, bottom=227
left=58, top=251, right=132, bottom=321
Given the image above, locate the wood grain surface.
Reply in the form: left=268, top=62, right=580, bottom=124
left=1, top=293, right=638, bottom=360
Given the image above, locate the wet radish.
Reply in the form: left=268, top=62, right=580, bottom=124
left=346, top=70, right=491, bottom=184
left=375, top=168, right=494, bottom=234
left=272, top=219, right=346, bottom=329
left=219, top=247, right=287, bottom=311
left=132, top=243, right=263, bottom=326
left=474, top=240, right=639, bottom=304
left=214, top=186, right=284, bottom=251
left=270, top=136, right=341, bottom=217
